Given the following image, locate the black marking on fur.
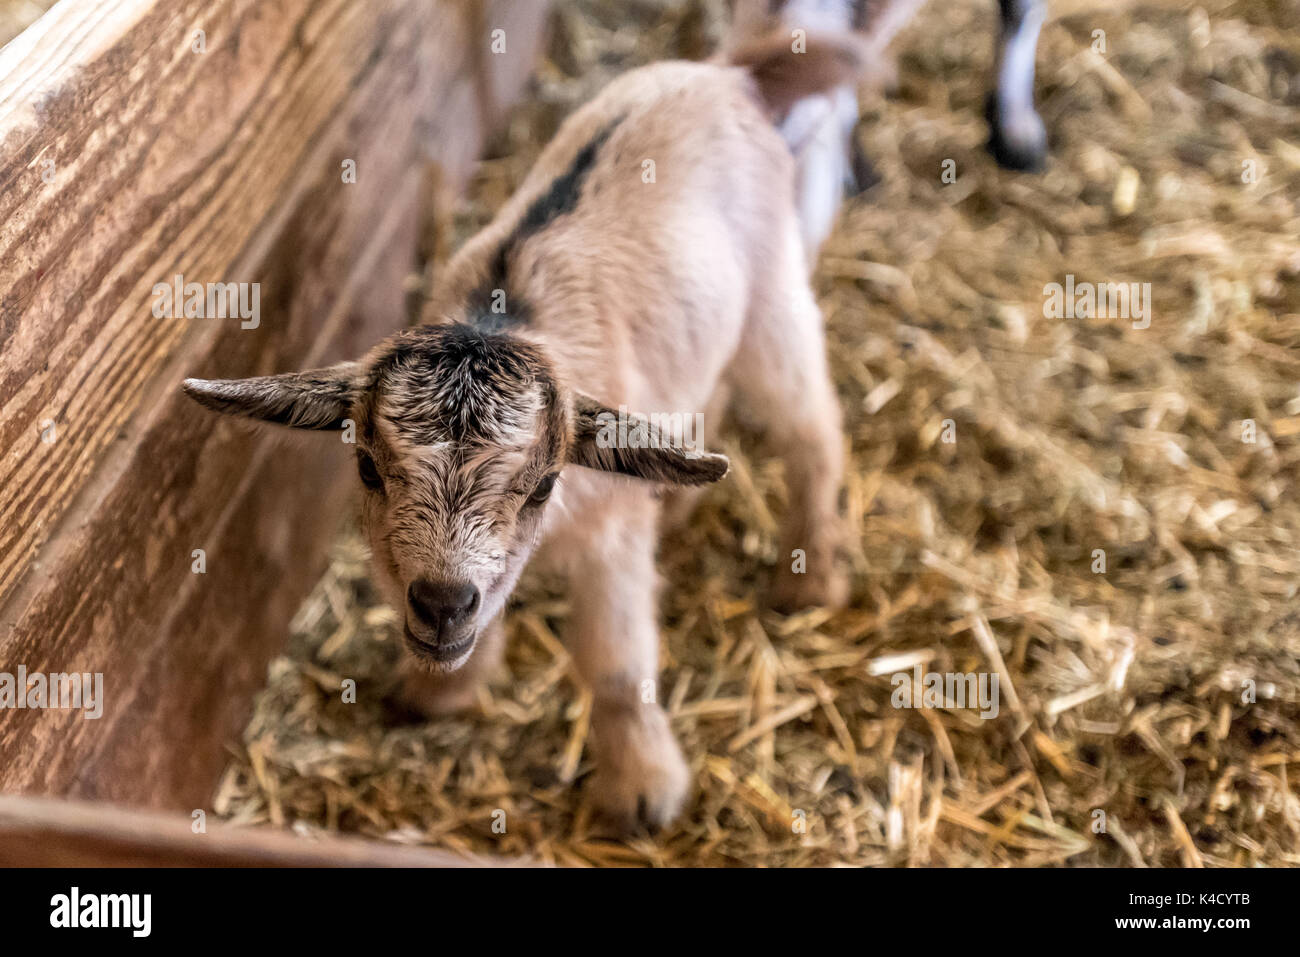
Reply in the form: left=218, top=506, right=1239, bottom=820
left=465, top=118, right=623, bottom=328
left=465, top=242, right=531, bottom=332
left=470, top=306, right=528, bottom=334
left=517, top=120, right=621, bottom=236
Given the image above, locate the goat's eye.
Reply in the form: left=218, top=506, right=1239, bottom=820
left=528, top=473, right=557, bottom=505
left=357, top=451, right=384, bottom=492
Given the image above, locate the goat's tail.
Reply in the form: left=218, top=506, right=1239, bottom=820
left=728, top=28, right=869, bottom=119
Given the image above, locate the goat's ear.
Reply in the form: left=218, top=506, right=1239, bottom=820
left=181, top=362, right=361, bottom=430
left=566, top=395, right=730, bottom=487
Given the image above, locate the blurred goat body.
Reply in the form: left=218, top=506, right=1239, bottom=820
left=730, top=0, right=1048, bottom=259
left=183, top=44, right=856, bottom=833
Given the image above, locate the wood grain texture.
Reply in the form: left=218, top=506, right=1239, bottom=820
left=0, top=0, right=549, bottom=810
left=0, top=794, right=520, bottom=866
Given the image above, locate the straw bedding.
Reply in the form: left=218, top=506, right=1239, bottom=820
left=215, top=0, right=1300, bottom=866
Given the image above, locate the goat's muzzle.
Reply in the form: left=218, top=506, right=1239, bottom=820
left=404, top=579, right=480, bottom=666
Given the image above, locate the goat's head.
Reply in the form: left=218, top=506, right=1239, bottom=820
left=182, top=323, right=728, bottom=672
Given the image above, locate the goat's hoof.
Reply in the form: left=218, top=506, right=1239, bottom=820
left=986, top=95, right=1047, bottom=172
left=590, top=761, right=689, bottom=837
left=769, top=564, right=850, bottom=615
left=589, top=715, right=689, bottom=836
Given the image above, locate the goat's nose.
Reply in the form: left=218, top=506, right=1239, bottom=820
left=407, top=579, right=480, bottom=633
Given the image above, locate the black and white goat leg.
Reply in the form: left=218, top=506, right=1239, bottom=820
left=767, top=0, right=924, bottom=261
left=781, top=87, right=860, bottom=264
left=986, top=0, right=1047, bottom=171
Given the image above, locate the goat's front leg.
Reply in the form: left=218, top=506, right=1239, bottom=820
left=565, top=498, right=689, bottom=834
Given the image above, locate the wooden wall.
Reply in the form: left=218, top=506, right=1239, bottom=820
left=0, top=0, right=549, bottom=811
left=0, top=794, right=504, bottom=866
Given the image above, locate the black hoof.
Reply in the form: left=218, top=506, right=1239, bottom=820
left=985, top=93, right=1047, bottom=172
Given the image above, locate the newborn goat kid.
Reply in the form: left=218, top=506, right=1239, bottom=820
left=183, top=36, right=859, bottom=833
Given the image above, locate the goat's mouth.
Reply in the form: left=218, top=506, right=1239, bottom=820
left=403, top=624, right=477, bottom=670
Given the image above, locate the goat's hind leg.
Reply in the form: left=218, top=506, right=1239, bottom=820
left=987, top=0, right=1048, bottom=171
left=730, top=235, right=849, bottom=613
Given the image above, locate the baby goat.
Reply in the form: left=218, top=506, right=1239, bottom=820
left=183, top=34, right=860, bottom=833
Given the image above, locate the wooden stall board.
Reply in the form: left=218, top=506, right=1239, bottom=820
left=0, top=793, right=518, bottom=866
left=0, top=0, right=549, bottom=862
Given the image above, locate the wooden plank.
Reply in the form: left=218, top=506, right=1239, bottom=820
left=0, top=0, right=549, bottom=808
left=0, top=2, right=57, bottom=50
left=0, top=794, right=512, bottom=866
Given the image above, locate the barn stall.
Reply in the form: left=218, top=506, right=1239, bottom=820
left=2, top=0, right=1300, bottom=869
